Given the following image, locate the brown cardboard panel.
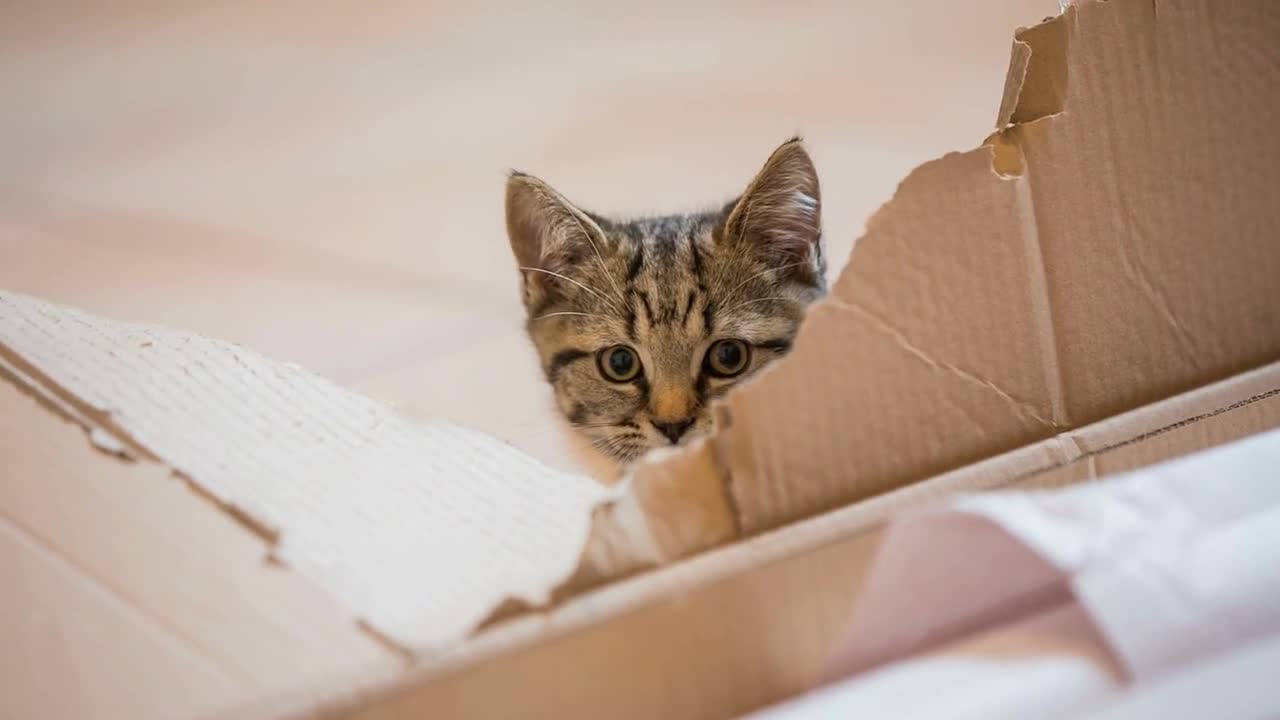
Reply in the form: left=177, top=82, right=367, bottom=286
left=1013, top=450, right=1099, bottom=490
left=0, top=379, right=402, bottom=719
left=1091, top=391, right=1280, bottom=478
left=1021, top=0, right=1280, bottom=424
left=342, top=363, right=1280, bottom=720
left=1011, top=370, right=1280, bottom=489
left=339, top=522, right=884, bottom=720
left=0, top=520, right=239, bottom=720
left=996, top=8, right=1069, bottom=127
left=720, top=145, right=1060, bottom=532
left=635, top=0, right=1280, bottom=542
left=1062, top=360, right=1280, bottom=456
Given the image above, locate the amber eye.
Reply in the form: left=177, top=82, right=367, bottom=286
left=598, top=345, right=642, bottom=382
left=705, top=339, right=750, bottom=378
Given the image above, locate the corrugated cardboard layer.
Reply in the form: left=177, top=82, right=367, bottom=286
left=0, top=378, right=402, bottom=720
left=0, top=290, right=611, bottom=654
left=338, top=363, right=1280, bottom=720
left=614, top=0, right=1280, bottom=552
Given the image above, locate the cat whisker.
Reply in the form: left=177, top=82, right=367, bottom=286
left=519, top=267, right=623, bottom=313
left=592, top=436, right=623, bottom=455
left=592, top=432, right=645, bottom=456
left=721, top=296, right=794, bottom=314
left=723, top=262, right=811, bottom=303
left=592, top=428, right=645, bottom=441
left=573, top=420, right=634, bottom=429
left=566, top=212, right=627, bottom=307
left=533, top=311, right=606, bottom=322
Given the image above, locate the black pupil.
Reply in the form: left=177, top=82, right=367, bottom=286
left=716, top=342, right=742, bottom=370
left=609, top=349, right=634, bottom=377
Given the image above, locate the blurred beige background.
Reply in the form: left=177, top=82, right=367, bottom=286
left=1, top=1, right=1056, bottom=476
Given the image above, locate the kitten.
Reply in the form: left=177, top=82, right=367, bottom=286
left=505, top=138, right=825, bottom=465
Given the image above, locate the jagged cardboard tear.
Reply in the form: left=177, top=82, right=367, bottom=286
left=0, top=291, right=612, bottom=655
left=2, top=0, right=1278, bottom=666
left=586, top=0, right=1280, bottom=572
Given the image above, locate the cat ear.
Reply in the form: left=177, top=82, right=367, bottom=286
left=722, top=138, right=822, bottom=271
left=505, top=172, right=608, bottom=305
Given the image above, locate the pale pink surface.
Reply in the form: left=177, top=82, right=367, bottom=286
left=1, top=1, right=1057, bottom=475
left=754, top=429, right=1280, bottom=719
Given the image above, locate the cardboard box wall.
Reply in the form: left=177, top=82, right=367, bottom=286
left=584, top=0, right=1280, bottom=575
left=2, top=0, right=1279, bottom=718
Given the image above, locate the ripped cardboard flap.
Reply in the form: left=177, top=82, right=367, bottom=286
left=0, top=290, right=612, bottom=656
left=600, top=0, right=1280, bottom=568
left=330, top=374, right=1280, bottom=720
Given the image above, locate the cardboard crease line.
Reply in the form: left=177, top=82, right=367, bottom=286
left=1010, top=165, right=1069, bottom=428
left=1003, top=385, right=1280, bottom=491
left=826, top=296, right=1058, bottom=429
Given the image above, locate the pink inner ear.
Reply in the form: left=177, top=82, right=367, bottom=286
left=506, top=177, right=595, bottom=273
left=506, top=182, right=551, bottom=270
left=726, top=142, right=822, bottom=261
left=509, top=214, right=546, bottom=271
left=737, top=192, right=821, bottom=264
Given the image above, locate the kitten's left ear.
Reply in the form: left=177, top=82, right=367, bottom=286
left=723, top=138, right=822, bottom=272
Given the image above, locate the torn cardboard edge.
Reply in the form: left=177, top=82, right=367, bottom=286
left=0, top=290, right=615, bottom=657
left=997, top=6, right=1070, bottom=128
left=0, top=374, right=414, bottom=720
left=593, top=0, right=1280, bottom=572
left=321, top=366, right=1280, bottom=720
left=496, top=361, right=1280, bottom=664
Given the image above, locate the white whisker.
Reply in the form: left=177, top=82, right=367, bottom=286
left=722, top=296, right=794, bottom=314
left=519, top=266, right=622, bottom=313
left=567, top=212, right=626, bottom=306
left=723, top=262, right=810, bottom=303
left=533, top=311, right=605, bottom=322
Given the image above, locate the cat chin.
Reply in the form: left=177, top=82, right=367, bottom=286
left=632, top=443, right=687, bottom=466
left=560, top=424, right=628, bottom=484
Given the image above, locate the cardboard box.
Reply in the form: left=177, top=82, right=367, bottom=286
left=751, top=425, right=1280, bottom=719
left=2, top=0, right=1278, bottom=718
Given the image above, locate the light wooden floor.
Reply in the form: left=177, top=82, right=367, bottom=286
left=1, top=1, right=1057, bottom=476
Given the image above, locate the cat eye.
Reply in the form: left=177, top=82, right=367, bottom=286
left=705, top=339, right=751, bottom=378
left=598, top=345, right=642, bottom=382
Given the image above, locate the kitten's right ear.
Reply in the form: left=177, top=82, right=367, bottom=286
left=505, top=172, right=606, bottom=307
left=722, top=138, right=822, bottom=278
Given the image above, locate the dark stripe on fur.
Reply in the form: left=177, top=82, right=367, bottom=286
left=636, top=290, right=654, bottom=325
left=689, top=240, right=704, bottom=280
left=681, top=291, right=697, bottom=326
left=702, top=299, right=717, bottom=334
left=759, top=338, right=793, bottom=353
left=548, top=348, right=590, bottom=382
left=626, top=242, right=644, bottom=282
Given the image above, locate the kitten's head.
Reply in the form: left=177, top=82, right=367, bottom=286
left=505, top=138, right=825, bottom=465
